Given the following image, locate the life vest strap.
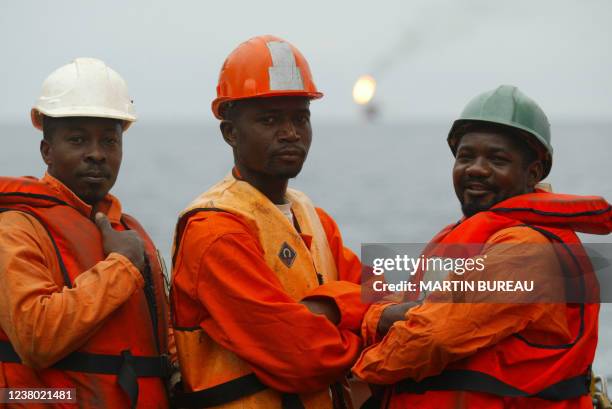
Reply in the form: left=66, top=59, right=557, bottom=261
left=0, top=340, right=171, bottom=377
left=171, top=373, right=305, bottom=409
left=395, top=369, right=590, bottom=401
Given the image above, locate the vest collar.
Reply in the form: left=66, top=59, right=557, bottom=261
left=42, top=173, right=123, bottom=224
left=454, top=189, right=612, bottom=235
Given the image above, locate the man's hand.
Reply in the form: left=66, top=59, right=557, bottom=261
left=95, top=213, right=145, bottom=271
left=377, top=302, right=420, bottom=336
left=301, top=298, right=341, bottom=325
left=168, top=361, right=182, bottom=398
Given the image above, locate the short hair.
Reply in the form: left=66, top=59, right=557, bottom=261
left=42, top=115, right=62, bottom=141
left=41, top=115, right=123, bottom=140
left=219, top=100, right=243, bottom=121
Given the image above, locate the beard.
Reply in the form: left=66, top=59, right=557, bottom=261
left=267, top=162, right=305, bottom=179
left=275, top=169, right=301, bottom=179
left=79, top=186, right=110, bottom=206
left=460, top=191, right=506, bottom=218
left=462, top=201, right=494, bottom=218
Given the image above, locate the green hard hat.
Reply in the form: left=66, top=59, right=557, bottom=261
left=448, top=85, right=553, bottom=178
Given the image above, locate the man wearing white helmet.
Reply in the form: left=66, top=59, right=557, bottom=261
left=0, top=58, right=174, bottom=409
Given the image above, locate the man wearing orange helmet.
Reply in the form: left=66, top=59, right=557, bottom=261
left=170, top=35, right=368, bottom=409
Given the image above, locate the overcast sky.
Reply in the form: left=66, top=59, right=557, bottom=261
left=1, top=0, right=611, bottom=123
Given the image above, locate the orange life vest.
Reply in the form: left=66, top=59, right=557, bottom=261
left=0, top=176, right=171, bottom=409
left=389, top=191, right=611, bottom=409
left=171, top=172, right=344, bottom=409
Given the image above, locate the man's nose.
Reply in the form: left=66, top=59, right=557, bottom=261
left=277, top=117, right=299, bottom=141
left=465, top=157, right=491, bottom=177
left=85, top=141, right=106, bottom=162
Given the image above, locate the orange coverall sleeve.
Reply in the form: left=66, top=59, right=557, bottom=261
left=0, top=211, right=144, bottom=369
left=174, top=212, right=363, bottom=393
left=352, top=226, right=570, bottom=384
left=301, top=208, right=369, bottom=332
left=359, top=302, right=393, bottom=346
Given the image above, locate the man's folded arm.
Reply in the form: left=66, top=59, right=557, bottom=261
left=185, top=224, right=363, bottom=393
left=305, top=208, right=369, bottom=332
left=352, top=228, right=567, bottom=384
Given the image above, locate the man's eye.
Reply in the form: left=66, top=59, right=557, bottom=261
left=105, top=137, right=118, bottom=146
left=259, top=116, right=276, bottom=125
left=456, top=154, right=473, bottom=163
left=295, top=115, right=310, bottom=125
left=68, top=136, right=84, bottom=144
left=257, top=116, right=274, bottom=125
left=491, top=156, right=510, bottom=164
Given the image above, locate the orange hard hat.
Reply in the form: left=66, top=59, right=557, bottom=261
left=212, top=35, right=323, bottom=119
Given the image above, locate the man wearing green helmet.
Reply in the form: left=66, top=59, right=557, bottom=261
left=447, top=85, right=553, bottom=218
left=352, top=85, right=612, bottom=408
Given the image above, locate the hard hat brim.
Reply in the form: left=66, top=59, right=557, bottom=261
left=32, top=107, right=136, bottom=131
left=212, top=91, right=323, bottom=120
left=34, top=106, right=137, bottom=123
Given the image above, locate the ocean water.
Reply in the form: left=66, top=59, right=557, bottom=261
left=2, top=120, right=611, bottom=376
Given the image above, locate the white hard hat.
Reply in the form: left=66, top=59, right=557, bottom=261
left=31, top=57, right=137, bottom=131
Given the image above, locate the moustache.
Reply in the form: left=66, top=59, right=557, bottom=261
left=462, top=179, right=496, bottom=191
left=273, top=147, right=307, bottom=156
left=78, top=168, right=111, bottom=178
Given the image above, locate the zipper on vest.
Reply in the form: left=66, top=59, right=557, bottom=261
left=120, top=217, right=162, bottom=353
left=142, top=256, right=161, bottom=354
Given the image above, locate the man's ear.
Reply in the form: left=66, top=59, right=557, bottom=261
left=220, top=120, right=238, bottom=148
left=527, top=160, right=544, bottom=189
left=40, top=139, right=52, bottom=166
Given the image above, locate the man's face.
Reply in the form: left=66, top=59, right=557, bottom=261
left=222, top=96, right=312, bottom=179
left=40, top=117, right=123, bottom=205
left=453, top=131, right=541, bottom=217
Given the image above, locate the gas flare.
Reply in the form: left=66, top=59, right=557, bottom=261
left=352, top=75, right=377, bottom=105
